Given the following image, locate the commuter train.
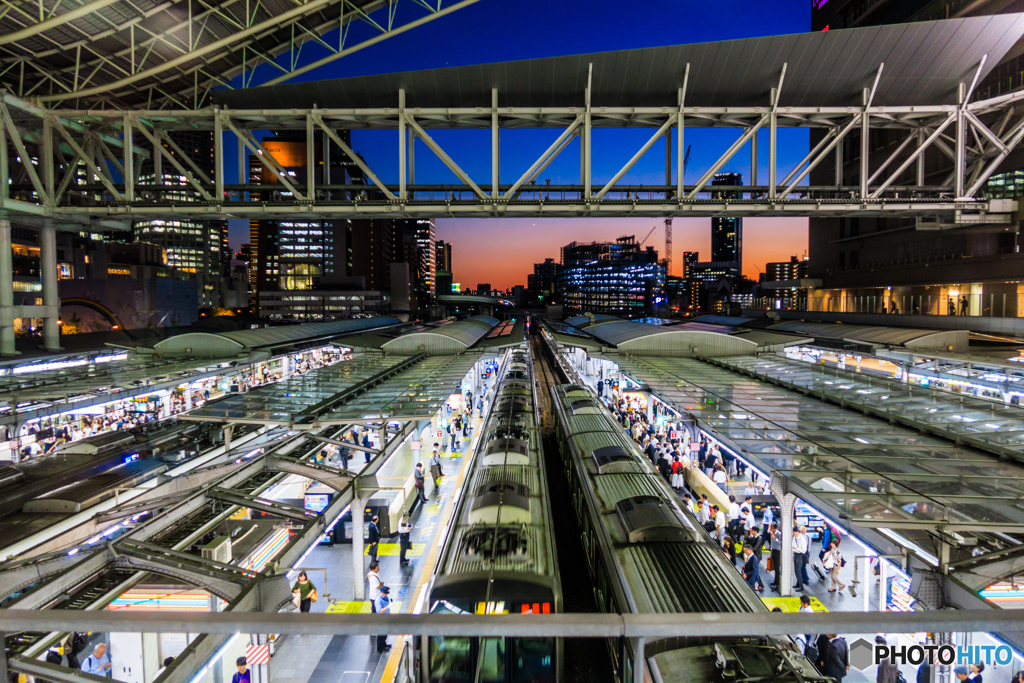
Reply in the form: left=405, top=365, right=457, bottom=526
left=423, top=346, right=562, bottom=683
left=549, top=383, right=829, bottom=683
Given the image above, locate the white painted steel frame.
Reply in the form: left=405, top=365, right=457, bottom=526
left=1, top=76, right=1023, bottom=223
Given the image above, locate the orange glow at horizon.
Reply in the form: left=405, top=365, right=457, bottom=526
left=436, top=217, right=809, bottom=291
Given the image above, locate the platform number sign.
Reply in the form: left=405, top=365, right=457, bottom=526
left=436, top=430, right=444, bottom=439
left=669, top=431, right=678, bottom=440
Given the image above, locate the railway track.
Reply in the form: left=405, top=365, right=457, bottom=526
left=528, top=328, right=613, bottom=683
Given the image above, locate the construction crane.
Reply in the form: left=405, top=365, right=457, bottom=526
left=664, top=145, right=691, bottom=276
left=639, top=224, right=659, bottom=246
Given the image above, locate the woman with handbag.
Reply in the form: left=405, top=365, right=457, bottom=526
left=292, top=571, right=317, bottom=612
left=822, top=540, right=846, bottom=593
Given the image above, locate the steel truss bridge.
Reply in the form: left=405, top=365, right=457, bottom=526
left=2, top=79, right=1023, bottom=226
left=2, top=15, right=1024, bottom=226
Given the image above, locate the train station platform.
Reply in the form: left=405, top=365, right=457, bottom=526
left=552, top=331, right=1024, bottom=681
left=270, top=402, right=489, bottom=683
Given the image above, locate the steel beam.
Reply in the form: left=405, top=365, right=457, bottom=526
left=492, top=88, right=499, bottom=198
left=405, top=115, right=487, bottom=199
left=595, top=114, right=675, bottom=199
left=265, top=456, right=353, bottom=493
left=2, top=608, right=1024, bottom=638
left=314, top=116, right=395, bottom=200
left=207, top=487, right=316, bottom=522
left=0, top=218, right=15, bottom=356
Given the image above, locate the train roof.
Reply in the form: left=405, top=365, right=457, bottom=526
left=551, top=384, right=765, bottom=615
left=432, top=347, right=558, bottom=605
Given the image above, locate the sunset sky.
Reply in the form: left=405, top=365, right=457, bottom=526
left=437, top=217, right=809, bottom=290
left=226, top=0, right=811, bottom=288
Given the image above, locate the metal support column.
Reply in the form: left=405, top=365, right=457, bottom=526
left=835, top=135, right=843, bottom=189
left=378, top=425, right=388, bottom=455
left=633, top=637, right=645, bottom=683
left=321, top=126, right=330, bottom=199
left=237, top=129, right=246, bottom=201
left=770, top=475, right=797, bottom=598
left=409, top=127, right=415, bottom=186
left=665, top=128, right=672, bottom=200
left=214, top=109, right=223, bottom=201
left=917, top=128, right=926, bottom=188
left=352, top=494, right=368, bottom=600
left=750, top=129, right=757, bottom=190
left=123, top=114, right=135, bottom=202
left=41, top=116, right=53, bottom=204
left=223, top=423, right=233, bottom=456
left=492, top=88, right=499, bottom=198
left=860, top=88, right=870, bottom=199
left=305, top=112, right=315, bottom=200
left=39, top=222, right=59, bottom=351
left=0, top=219, right=15, bottom=356
left=955, top=82, right=966, bottom=197
left=398, top=89, right=406, bottom=201
left=584, top=64, right=592, bottom=199
left=768, top=87, right=777, bottom=199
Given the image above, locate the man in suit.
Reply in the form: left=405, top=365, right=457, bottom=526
left=740, top=544, right=760, bottom=591
left=367, top=515, right=381, bottom=561
left=819, top=634, right=849, bottom=683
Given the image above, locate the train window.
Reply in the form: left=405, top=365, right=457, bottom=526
left=512, top=638, right=555, bottom=683
left=430, top=637, right=472, bottom=683
left=478, top=638, right=506, bottom=683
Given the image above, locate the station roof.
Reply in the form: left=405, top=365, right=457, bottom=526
left=215, top=15, right=1024, bottom=113
left=716, top=355, right=1024, bottom=462
left=0, top=349, right=231, bottom=427
left=0, top=0, right=389, bottom=108
left=767, top=320, right=969, bottom=352
left=615, top=355, right=1024, bottom=542
left=153, top=318, right=401, bottom=358
left=380, top=316, right=498, bottom=355
left=184, top=353, right=475, bottom=425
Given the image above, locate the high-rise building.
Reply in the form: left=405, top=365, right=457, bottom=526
left=132, top=129, right=229, bottom=307
left=710, top=173, right=743, bottom=271
left=559, top=236, right=665, bottom=316
left=530, top=258, right=561, bottom=296
left=415, top=220, right=437, bottom=297
left=807, top=1, right=1024, bottom=318
left=476, top=284, right=492, bottom=296
left=681, top=251, right=698, bottom=279
left=436, top=240, right=452, bottom=273
left=248, top=131, right=360, bottom=314
left=761, top=256, right=810, bottom=283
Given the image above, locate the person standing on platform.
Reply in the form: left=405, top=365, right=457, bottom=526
left=362, top=430, right=373, bottom=464
left=375, top=586, right=392, bottom=652
left=399, top=514, right=412, bottom=566
left=597, top=379, right=604, bottom=397
left=367, top=515, right=381, bottom=561
left=874, top=636, right=898, bottom=683
left=367, top=560, right=383, bottom=612
left=429, top=450, right=444, bottom=489
left=740, top=544, right=760, bottom=591
left=415, top=463, right=427, bottom=503
left=820, top=634, right=849, bottom=683
left=823, top=539, right=846, bottom=593
left=769, top=523, right=782, bottom=591
left=793, top=526, right=809, bottom=591
left=713, top=504, right=727, bottom=544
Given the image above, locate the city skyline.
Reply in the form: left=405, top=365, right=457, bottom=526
left=226, top=0, right=811, bottom=282
left=434, top=217, right=809, bottom=291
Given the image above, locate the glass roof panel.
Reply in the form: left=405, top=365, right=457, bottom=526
left=615, top=355, right=1024, bottom=533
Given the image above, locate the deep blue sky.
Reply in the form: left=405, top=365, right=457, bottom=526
left=227, top=0, right=811, bottom=284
